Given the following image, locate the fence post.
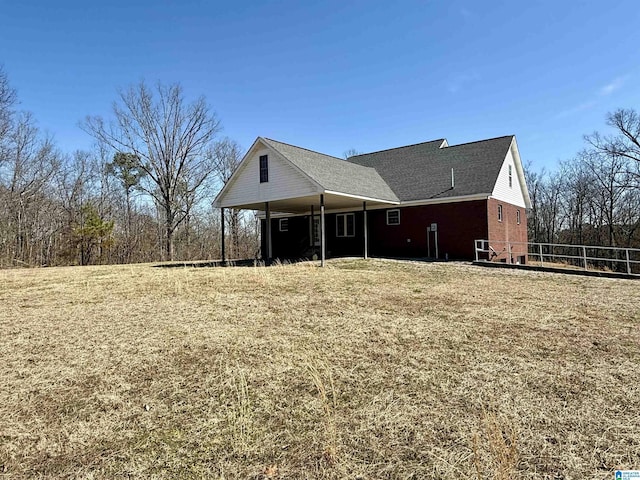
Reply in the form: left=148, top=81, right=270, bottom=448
left=508, top=243, right=512, bottom=264
left=583, top=246, right=588, bottom=270
left=539, top=243, right=543, bottom=266
left=474, top=240, right=479, bottom=262
left=626, top=249, right=631, bottom=275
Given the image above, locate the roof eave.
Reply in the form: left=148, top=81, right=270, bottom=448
left=509, top=137, right=532, bottom=209
left=324, top=190, right=400, bottom=204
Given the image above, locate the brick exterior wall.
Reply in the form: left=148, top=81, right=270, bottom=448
left=486, top=197, right=528, bottom=264
left=367, top=200, right=489, bottom=260
left=261, top=198, right=528, bottom=262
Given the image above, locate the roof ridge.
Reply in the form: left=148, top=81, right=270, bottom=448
left=445, top=135, right=514, bottom=149
left=263, top=137, right=344, bottom=162
left=349, top=139, right=446, bottom=158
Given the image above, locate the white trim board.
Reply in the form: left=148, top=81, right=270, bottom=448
left=257, top=193, right=493, bottom=218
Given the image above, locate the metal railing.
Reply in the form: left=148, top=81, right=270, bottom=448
left=474, top=239, right=640, bottom=276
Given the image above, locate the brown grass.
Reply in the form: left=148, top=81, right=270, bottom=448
left=0, top=259, right=638, bottom=479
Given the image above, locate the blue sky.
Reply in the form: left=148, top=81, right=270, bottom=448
left=1, top=0, right=639, bottom=172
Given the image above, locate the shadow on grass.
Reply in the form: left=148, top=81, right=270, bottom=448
left=154, top=256, right=454, bottom=269
left=153, top=259, right=259, bottom=268
left=473, top=260, right=640, bottom=280
left=153, top=258, right=315, bottom=268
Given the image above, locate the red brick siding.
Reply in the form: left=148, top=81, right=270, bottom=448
left=261, top=198, right=528, bottom=262
left=487, top=198, right=528, bottom=263
left=368, top=200, right=489, bottom=260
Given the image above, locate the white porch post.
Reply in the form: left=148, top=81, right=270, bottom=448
left=363, top=201, right=368, bottom=259
left=265, top=201, right=272, bottom=263
left=320, top=194, right=325, bottom=267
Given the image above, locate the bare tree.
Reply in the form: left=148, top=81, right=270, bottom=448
left=579, top=149, right=630, bottom=246
left=587, top=109, right=640, bottom=160
left=0, top=65, right=17, bottom=147
left=539, top=171, right=564, bottom=244
left=106, top=152, right=144, bottom=260
left=212, top=137, right=244, bottom=258
left=212, top=137, right=243, bottom=184
left=559, top=158, right=593, bottom=245
left=343, top=148, right=361, bottom=159
left=524, top=161, right=544, bottom=243
left=83, top=81, right=221, bottom=260
left=0, top=68, right=67, bottom=267
left=585, top=108, right=640, bottom=185
left=579, top=108, right=640, bottom=248
left=0, top=112, right=60, bottom=265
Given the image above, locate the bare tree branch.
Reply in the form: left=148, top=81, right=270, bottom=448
left=81, top=81, right=221, bottom=260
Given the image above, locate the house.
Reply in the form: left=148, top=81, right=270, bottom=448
left=213, top=135, right=531, bottom=265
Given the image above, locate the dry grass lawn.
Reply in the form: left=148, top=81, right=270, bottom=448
left=0, top=259, right=638, bottom=479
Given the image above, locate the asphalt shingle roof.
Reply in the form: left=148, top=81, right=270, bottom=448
left=262, top=138, right=400, bottom=202
left=347, top=136, right=514, bottom=201
left=259, top=135, right=514, bottom=203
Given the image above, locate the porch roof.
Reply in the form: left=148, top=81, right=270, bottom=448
left=214, top=136, right=400, bottom=213
left=226, top=191, right=398, bottom=215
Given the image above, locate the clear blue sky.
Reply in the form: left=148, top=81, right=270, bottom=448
left=1, top=0, right=639, bottom=172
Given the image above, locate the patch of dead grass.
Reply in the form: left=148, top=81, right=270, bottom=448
left=0, top=259, right=638, bottom=478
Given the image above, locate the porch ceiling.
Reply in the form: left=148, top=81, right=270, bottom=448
left=223, top=192, right=398, bottom=214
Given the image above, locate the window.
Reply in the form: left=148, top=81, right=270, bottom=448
left=498, top=204, right=503, bottom=222
left=279, top=218, right=288, bottom=232
left=508, top=164, right=513, bottom=188
left=336, top=213, right=355, bottom=237
left=386, top=209, right=400, bottom=225
left=516, top=209, right=521, bottom=225
left=259, top=155, right=268, bottom=183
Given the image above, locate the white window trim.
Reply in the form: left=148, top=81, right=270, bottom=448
left=498, top=204, right=503, bottom=222
left=386, top=209, right=400, bottom=225
left=336, top=213, right=355, bottom=238
left=508, top=164, right=513, bottom=188
left=516, top=209, right=521, bottom=225
left=279, top=218, right=288, bottom=232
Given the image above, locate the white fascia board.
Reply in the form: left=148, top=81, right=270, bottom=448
left=323, top=190, right=400, bottom=204
left=399, top=193, right=490, bottom=207
left=509, top=137, right=532, bottom=209
left=258, top=193, right=490, bottom=218
left=257, top=211, right=299, bottom=219
left=221, top=192, right=322, bottom=208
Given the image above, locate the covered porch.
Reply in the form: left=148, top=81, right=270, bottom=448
left=213, top=136, right=400, bottom=266
left=220, top=192, right=398, bottom=266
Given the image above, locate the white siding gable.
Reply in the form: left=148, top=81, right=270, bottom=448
left=491, top=142, right=529, bottom=208
left=217, top=141, right=320, bottom=208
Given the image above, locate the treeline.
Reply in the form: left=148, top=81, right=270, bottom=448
left=3, top=64, right=640, bottom=267
left=0, top=67, right=257, bottom=267
left=526, top=108, right=640, bottom=249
